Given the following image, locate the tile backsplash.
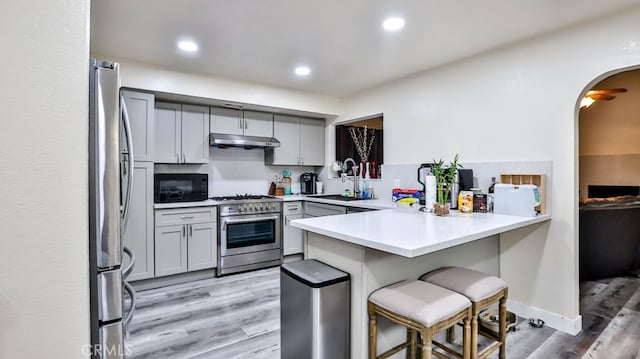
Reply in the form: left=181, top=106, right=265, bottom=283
left=154, top=147, right=318, bottom=196
left=319, top=160, right=552, bottom=211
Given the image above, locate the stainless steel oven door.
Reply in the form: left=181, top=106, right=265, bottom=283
left=220, top=213, right=281, bottom=256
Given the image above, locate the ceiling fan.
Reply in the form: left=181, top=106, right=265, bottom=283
left=581, top=88, right=627, bottom=108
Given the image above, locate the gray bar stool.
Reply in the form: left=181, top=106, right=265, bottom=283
left=420, top=267, right=508, bottom=359
left=368, top=280, right=472, bottom=359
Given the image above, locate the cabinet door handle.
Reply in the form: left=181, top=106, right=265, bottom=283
left=290, top=207, right=299, bottom=211
left=176, top=152, right=180, bottom=163
left=189, top=224, right=193, bottom=237
left=181, top=215, right=194, bottom=219
left=182, top=225, right=186, bottom=238
left=300, top=156, right=304, bottom=165
left=182, top=152, right=186, bottom=163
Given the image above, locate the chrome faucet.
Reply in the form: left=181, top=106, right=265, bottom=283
left=341, top=157, right=360, bottom=197
left=342, top=157, right=356, bottom=174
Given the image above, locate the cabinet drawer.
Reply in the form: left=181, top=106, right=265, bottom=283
left=155, top=207, right=217, bottom=226
left=283, top=201, right=303, bottom=216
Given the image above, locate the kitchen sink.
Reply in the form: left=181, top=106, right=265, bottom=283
left=309, top=194, right=363, bottom=201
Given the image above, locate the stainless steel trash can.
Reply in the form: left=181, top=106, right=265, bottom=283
left=280, top=259, right=350, bottom=359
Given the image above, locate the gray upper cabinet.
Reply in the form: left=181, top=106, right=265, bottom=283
left=121, top=90, right=154, bottom=162
left=122, top=161, right=154, bottom=281
left=181, top=104, right=209, bottom=163
left=155, top=102, right=209, bottom=164
left=210, top=107, right=273, bottom=137
left=243, top=110, right=273, bottom=137
left=155, top=102, right=181, bottom=163
left=210, top=107, right=242, bottom=135
left=269, top=115, right=299, bottom=165
left=266, top=114, right=325, bottom=166
left=299, top=118, right=325, bottom=166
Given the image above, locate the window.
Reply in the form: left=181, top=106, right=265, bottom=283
left=335, top=115, right=383, bottom=177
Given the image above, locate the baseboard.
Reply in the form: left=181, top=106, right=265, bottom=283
left=130, top=269, right=216, bottom=291
left=508, top=299, right=582, bottom=335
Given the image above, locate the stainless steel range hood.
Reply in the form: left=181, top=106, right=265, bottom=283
left=209, top=133, right=281, bottom=149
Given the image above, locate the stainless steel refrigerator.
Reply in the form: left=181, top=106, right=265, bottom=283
left=88, top=58, right=136, bottom=359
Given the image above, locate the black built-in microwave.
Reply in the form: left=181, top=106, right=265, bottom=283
left=154, top=174, right=208, bottom=203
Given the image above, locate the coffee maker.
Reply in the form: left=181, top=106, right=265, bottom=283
left=300, top=173, right=318, bottom=194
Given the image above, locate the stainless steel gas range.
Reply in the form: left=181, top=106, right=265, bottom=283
left=212, top=195, right=282, bottom=276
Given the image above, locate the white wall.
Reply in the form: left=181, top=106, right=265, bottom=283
left=334, top=7, right=640, bottom=332
left=94, top=57, right=342, bottom=117
left=0, top=0, right=90, bottom=358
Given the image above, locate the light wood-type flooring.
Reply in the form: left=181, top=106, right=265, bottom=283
left=125, top=267, right=640, bottom=358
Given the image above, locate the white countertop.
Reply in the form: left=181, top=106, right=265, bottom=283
left=154, top=199, right=221, bottom=209
left=290, top=208, right=550, bottom=258
left=279, top=195, right=397, bottom=210
left=154, top=194, right=395, bottom=210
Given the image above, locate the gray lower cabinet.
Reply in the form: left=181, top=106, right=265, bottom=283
left=283, top=202, right=304, bottom=255
left=187, top=222, right=217, bottom=271
left=304, top=202, right=347, bottom=218
left=122, top=161, right=154, bottom=281
left=154, top=224, right=187, bottom=277
left=154, top=207, right=217, bottom=277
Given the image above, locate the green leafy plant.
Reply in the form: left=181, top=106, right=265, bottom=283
left=431, top=154, right=462, bottom=205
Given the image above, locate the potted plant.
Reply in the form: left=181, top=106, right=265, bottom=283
left=431, top=154, right=462, bottom=216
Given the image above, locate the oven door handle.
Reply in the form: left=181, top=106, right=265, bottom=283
left=222, top=214, right=280, bottom=228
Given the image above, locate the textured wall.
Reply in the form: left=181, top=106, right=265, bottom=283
left=0, top=0, right=90, bottom=357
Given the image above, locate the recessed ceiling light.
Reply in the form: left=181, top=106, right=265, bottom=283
left=294, top=66, right=311, bottom=76
left=177, top=40, right=198, bottom=53
left=383, top=17, right=405, bottom=31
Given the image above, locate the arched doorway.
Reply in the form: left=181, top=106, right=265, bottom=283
left=575, top=67, right=640, bottom=354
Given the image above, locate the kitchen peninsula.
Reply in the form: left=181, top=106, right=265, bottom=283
left=290, top=207, right=550, bottom=358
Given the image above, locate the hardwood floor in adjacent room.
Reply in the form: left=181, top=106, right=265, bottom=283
left=125, top=267, right=640, bottom=359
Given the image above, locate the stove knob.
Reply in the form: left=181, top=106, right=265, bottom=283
left=260, top=205, right=265, bottom=211
left=238, top=206, right=244, bottom=213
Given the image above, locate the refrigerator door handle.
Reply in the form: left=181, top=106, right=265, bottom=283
left=122, top=245, right=136, bottom=280
left=95, top=63, right=122, bottom=269
left=97, top=269, right=123, bottom=322
left=99, top=321, right=125, bottom=359
left=120, top=95, right=135, bottom=235
left=123, top=280, right=137, bottom=331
